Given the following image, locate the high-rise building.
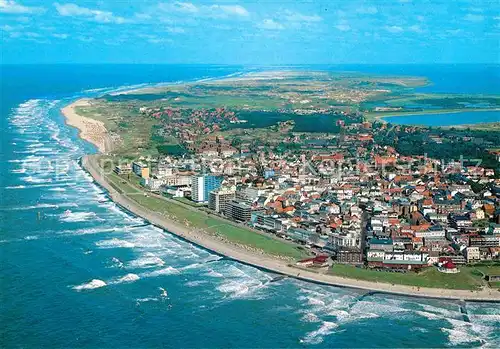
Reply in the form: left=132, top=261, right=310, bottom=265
left=191, top=175, right=223, bottom=202
left=225, top=200, right=251, bottom=222
left=208, top=188, right=235, bottom=213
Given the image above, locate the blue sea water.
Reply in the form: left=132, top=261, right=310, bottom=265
left=384, top=110, right=500, bottom=127
left=1, top=64, right=499, bottom=348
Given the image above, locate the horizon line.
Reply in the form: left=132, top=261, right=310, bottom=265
left=1, top=62, right=500, bottom=66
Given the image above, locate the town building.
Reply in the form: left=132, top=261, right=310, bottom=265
left=191, top=174, right=223, bottom=202
left=208, top=188, right=236, bottom=213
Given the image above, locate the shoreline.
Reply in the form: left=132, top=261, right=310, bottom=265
left=80, top=153, right=500, bottom=301
left=62, top=99, right=112, bottom=153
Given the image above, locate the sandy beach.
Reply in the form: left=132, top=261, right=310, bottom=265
left=62, top=99, right=111, bottom=153
left=81, top=154, right=499, bottom=301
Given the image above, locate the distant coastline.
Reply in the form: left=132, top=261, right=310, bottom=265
left=368, top=108, right=500, bottom=124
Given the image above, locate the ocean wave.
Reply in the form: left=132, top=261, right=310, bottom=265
left=159, top=287, right=169, bottom=299
left=58, top=226, right=122, bottom=236
left=73, top=279, right=107, bottom=291
left=60, top=210, right=100, bottom=223
left=185, top=280, right=208, bottom=287
left=441, top=326, right=482, bottom=346
left=301, top=312, right=321, bottom=323
left=300, top=321, right=338, bottom=345
left=136, top=297, right=159, bottom=304
left=5, top=185, right=26, bottom=189
left=110, top=257, right=124, bottom=269
left=205, top=269, right=224, bottom=278
left=216, top=278, right=267, bottom=300
left=48, top=187, right=66, bottom=192
left=112, top=273, right=140, bottom=284
left=24, top=235, right=39, bottom=240
left=5, top=182, right=76, bottom=189
left=95, top=238, right=135, bottom=249
left=128, top=255, right=165, bottom=269
left=141, top=266, right=180, bottom=278
left=2, top=203, right=60, bottom=211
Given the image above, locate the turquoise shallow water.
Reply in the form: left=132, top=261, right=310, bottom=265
left=1, top=65, right=499, bottom=348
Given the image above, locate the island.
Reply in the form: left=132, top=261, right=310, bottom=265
left=63, top=70, right=500, bottom=301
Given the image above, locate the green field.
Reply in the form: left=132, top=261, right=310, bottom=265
left=329, top=264, right=485, bottom=290
left=100, top=159, right=308, bottom=260
left=471, top=262, right=500, bottom=289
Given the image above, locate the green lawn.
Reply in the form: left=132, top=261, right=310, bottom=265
left=130, top=193, right=308, bottom=259
left=471, top=262, right=500, bottom=290
left=471, top=262, right=500, bottom=276
left=329, top=264, right=485, bottom=290
left=98, top=160, right=308, bottom=260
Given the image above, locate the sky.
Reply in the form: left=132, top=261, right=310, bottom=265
left=0, top=0, right=499, bottom=64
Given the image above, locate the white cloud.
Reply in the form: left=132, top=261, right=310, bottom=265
left=284, top=10, right=321, bottom=22
left=464, top=13, right=484, bottom=22
left=161, top=2, right=249, bottom=18
left=335, top=23, right=351, bottom=31
left=54, top=3, right=128, bottom=24
left=385, top=25, right=403, bottom=33
left=165, top=26, right=185, bottom=33
left=409, top=25, right=423, bottom=33
left=77, top=36, right=94, bottom=42
left=134, top=13, right=152, bottom=20
left=52, top=33, right=69, bottom=39
left=213, top=5, right=249, bottom=17
left=138, top=33, right=173, bottom=44
left=172, top=2, right=198, bottom=13
left=1, top=24, right=15, bottom=31
left=356, top=6, right=378, bottom=15
left=0, top=0, right=44, bottom=14
left=446, top=29, right=463, bottom=36
left=257, top=19, right=284, bottom=30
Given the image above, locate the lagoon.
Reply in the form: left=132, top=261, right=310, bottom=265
left=384, top=110, right=500, bottom=126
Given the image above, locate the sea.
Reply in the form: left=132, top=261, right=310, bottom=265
left=1, top=64, right=499, bottom=348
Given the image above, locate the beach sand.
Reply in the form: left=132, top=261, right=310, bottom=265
left=62, top=99, right=111, bottom=153
left=81, top=154, right=499, bottom=302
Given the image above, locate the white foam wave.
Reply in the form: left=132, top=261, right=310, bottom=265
left=128, top=256, right=165, bottom=269
left=21, top=176, right=52, bottom=184
left=48, top=187, right=66, bottom=192
left=4, top=203, right=59, bottom=211
left=110, top=257, right=124, bottom=268
left=185, top=280, right=208, bottom=287
left=24, top=235, right=39, bottom=240
left=60, top=211, right=100, bottom=223
left=301, top=313, right=321, bottom=323
left=73, top=279, right=107, bottom=291
left=216, top=278, right=267, bottom=300
left=441, top=326, right=482, bottom=346
left=205, top=269, right=224, bottom=278
left=159, top=287, right=168, bottom=298
left=95, top=238, right=135, bottom=249
left=136, top=297, right=159, bottom=303
left=141, top=266, right=179, bottom=278
left=300, top=321, right=338, bottom=345
left=113, top=273, right=140, bottom=284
